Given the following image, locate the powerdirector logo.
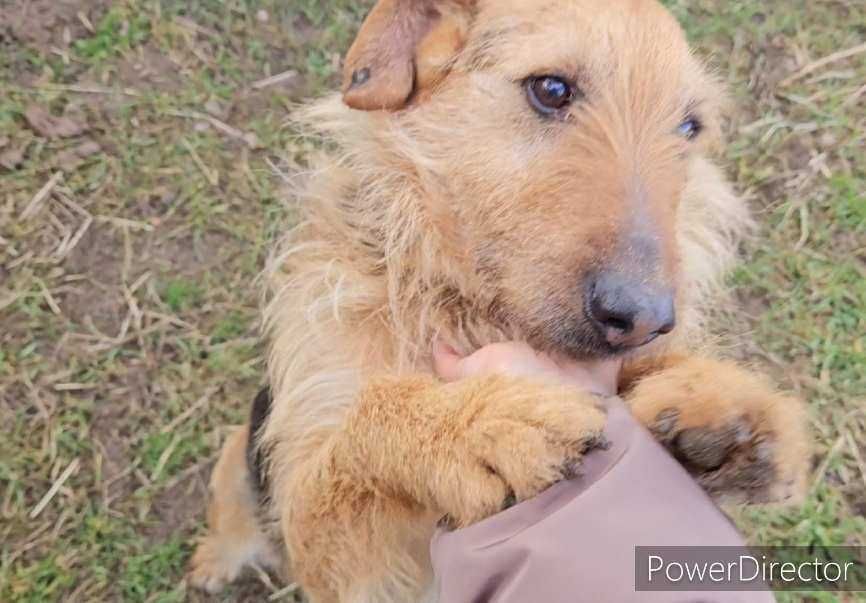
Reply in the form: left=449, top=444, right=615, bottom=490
left=635, top=546, right=866, bottom=592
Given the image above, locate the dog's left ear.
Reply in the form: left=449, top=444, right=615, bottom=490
left=342, top=0, right=474, bottom=111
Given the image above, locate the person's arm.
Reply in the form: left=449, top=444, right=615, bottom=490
left=429, top=341, right=774, bottom=603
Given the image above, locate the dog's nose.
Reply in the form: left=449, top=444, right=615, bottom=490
left=586, top=273, right=676, bottom=349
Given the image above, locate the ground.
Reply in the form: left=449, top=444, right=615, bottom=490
left=0, top=0, right=863, bottom=601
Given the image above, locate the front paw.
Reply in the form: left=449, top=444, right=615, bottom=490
left=434, top=376, right=607, bottom=528
left=650, top=409, right=801, bottom=503
left=629, top=359, right=810, bottom=504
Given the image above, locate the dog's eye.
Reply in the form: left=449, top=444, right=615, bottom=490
left=677, top=117, right=702, bottom=140
left=525, top=76, right=574, bottom=116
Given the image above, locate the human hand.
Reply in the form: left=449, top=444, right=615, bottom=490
left=432, top=340, right=620, bottom=397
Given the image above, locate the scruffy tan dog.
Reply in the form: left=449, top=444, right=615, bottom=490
left=189, top=0, right=810, bottom=600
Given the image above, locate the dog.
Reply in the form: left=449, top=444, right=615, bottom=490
left=189, top=0, right=810, bottom=600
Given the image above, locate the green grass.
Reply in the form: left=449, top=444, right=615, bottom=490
left=162, top=279, right=204, bottom=313
left=75, top=7, right=152, bottom=61
left=120, top=538, right=190, bottom=602
left=666, top=0, right=866, bottom=551
left=0, top=0, right=863, bottom=601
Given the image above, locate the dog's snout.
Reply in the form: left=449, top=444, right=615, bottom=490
left=586, top=273, right=675, bottom=349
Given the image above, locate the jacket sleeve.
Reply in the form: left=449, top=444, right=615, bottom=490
left=429, top=398, right=775, bottom=603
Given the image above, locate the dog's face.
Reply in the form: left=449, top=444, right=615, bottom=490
left=343, top=0, right=724, bottom=358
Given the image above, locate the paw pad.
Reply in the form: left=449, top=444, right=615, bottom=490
left=649, top=409, right=783, bottom=504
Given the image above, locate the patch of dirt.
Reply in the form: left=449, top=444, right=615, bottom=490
left=288, top=12, right=319, bottom=48
left=745, top=35, right=799, bottom=100
left=736, top=288, right=771, bottom=321
left=115, top=44, right=184, bottom=92
left=0, top=140, right=28, bottom=171
left=60, top=211, right=241, bottom=338
left=89, top=399, right=135, bottom=495
left=145, top=462, right=212, bottom=543
left=131, top=187, right=178, bottom=221
left=143, top=227, right=238, bottom=277
left=24, top=104, right=89, bottom=139
left=232, top=82, right=304, bottom=123
left=0, top=381, right=31, bottom=413
left=849, top=495, right=866, bottom=521
left=63, top=223, right=127, bottom=335
left=1, top=0, right=110, bottom=54
left=779, top=136, right=815, bottom=173
left=187, top=578, right=278, bottom=603
left=53, top=138, right=101, bottom=172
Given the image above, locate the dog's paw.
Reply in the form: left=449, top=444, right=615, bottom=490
left=628, top=358, right=810, bottom=505
left=188, top=534, right=279, bottom=594
left=189, top=538, right=240, bottom=594
left=650, top=408, right=806, bottom=503
left=435, top=377, right=607, bottom=528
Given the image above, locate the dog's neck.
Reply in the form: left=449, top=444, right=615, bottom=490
left=276, top=108, right=515, bottom=367
left=345, top=175, right=517, bottom=362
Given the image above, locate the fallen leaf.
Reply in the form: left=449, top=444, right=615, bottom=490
left=24, top=105, right=88, bottom=139
left=0, top=145, right=26, bottom=171
left=54, top=139, right=102, bottom=171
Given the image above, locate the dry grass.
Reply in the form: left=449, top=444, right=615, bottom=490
left=0, top=0, right=863, bottom=601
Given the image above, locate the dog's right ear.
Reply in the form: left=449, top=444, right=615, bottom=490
left=342, top=0, right=474, bottom=111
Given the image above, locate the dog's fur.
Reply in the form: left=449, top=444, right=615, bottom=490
left=190, top=0, right=810, bottom=601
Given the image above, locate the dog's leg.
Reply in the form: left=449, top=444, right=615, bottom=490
left=623, top=355, right=811, bottom=504
left=189, top=424, right=281, bottom=593
left=281, top=374, right=606, bottom=602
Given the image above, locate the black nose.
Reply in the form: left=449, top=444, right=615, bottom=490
left=586, top=273, right=676, bottom=349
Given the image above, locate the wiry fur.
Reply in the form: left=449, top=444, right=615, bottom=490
left=190, top=1, right=809, bottom=601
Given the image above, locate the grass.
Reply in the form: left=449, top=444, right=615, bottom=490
left=0, top=0, right=863, bottom=601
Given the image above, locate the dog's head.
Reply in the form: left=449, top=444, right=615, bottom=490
left=342, top=0, right=725, bottom=359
